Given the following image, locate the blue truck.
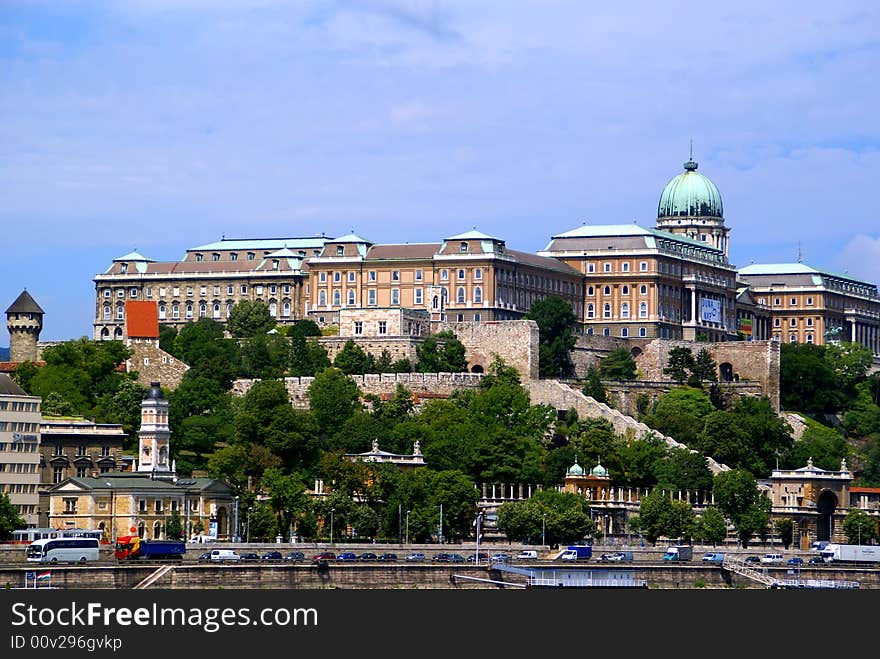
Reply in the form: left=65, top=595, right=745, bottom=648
left=115, top=536, right=187, bottom=561
left=559, top=545, right=593, bottom=561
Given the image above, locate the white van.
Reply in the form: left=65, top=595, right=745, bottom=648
left=760, top=553, right=783, bottom=564
left=517, top=550, right=538, bottom=560
left=210, top=549, right=240, bottom=562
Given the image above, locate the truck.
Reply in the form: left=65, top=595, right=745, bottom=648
left=819, top=544, right=880, bottom=565
left=662, top=545, right=693, bottom=561
left=559, top=545, right=593, bottom=561
left=115, top=536, right=187, bottom=561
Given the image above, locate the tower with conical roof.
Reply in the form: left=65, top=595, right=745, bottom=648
left=5, top=290, right=44, bottom=363
left=137, top=381, right=174, bottom=479
left=655, top=152, right=730, bottom=258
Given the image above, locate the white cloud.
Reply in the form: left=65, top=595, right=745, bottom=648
left=834, top=235, right=880, bottom=286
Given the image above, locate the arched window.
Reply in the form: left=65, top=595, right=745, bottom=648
left=432, top=296, right=439, bottom=310
left=587, top=303, right=594, bottom=318
left=622, top=285, right=629, bottom=295
left=603, top=286, right=611, bottom=296
left=158, top=304, right=166, bottom=320
left=199, top=303, right=207, bottom=317
left=153, top=521, right=162, bottom=540
left=269, top=303, right=277, bottom=316
left=282, top=302, right=291, bottom=317
left=474, top=287, right=482, bottom=304
left=621, top=327, right=628, bottom=337
left=226, top=302, right=233, bottom=317
left=332, top=290, right=341, bottom=306
left=621, top=302, right=630, bottom=319
left=587, top=286, right=594, bottom=296
left=639, top=302, right=648, bottom=318
left=172, top=304, right=180, bottom=319
left=213, top=303, right=220, bottom=319
left=185, top=303, right=193, bottom=319
left=116, top=305, right=124, bottom=320
left=347, top=289, right=356, bottom=306
left=640, top=285, right=647, bottom=295
left=457, top=287, right=465, bottom=304
left=318, top=290, right=327, bottom=307
left=103, top=305, right=111, bottom=320
left=114, top=327, right=123, bottom=339
left=138, top=522, right=145, bottom=539
left=100, top=328, right=110, bottom=340
left=603, top=303, right=611, bottom=319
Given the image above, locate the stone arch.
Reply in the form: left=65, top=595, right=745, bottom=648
left=630, top=347, right=642, bottom=358
left=471, top=364, right=484, bottom=373
left=137, top=522, right=145, bottom=539
left=719, top=362, right=734, bottom=382
left=816, top=490, right=838, bottom=541
left=153, top=521, right=162, bottom=539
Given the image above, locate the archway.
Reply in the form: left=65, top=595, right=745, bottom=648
left=630, top=347, right=642, bottom=358
left=217, top=507, right=228, bottom=539
left=816, top=490, right=838, bottom=541
left=719, top=362, right=734, bottom=382
left=471, top=364, right=484, bottom=374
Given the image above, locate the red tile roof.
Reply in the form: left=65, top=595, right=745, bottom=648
left=0, top=361, right=45, bottom=373
left=850, top=487, right=880, bottom=494
left=125, top=301, right=159, bottom=338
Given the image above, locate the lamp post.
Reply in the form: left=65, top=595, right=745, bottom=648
left=439, top=504, right=443, bottom=545
left=330, top=508, right=335, bottom=546
left=106, top=483, right=115, bottom=545
left=475, top=512, right=483, bottom=566
left=246, top=507, right=252, bottom=544
left=405, top=510, right=410, bottom=545
left=233, top=496, right=240, bottom=543
left=542, top=513, right=546, bottom=548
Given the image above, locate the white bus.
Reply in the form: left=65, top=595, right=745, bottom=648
left=26, top=537, right=101, bottom=564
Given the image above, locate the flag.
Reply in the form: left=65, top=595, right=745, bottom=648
left=37, top=571, right=51, bottom=581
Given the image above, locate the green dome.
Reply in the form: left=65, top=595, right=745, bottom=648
left=657, top=158, right=723, bottom=219
left=591, top=463, right=608, bottom=477
left=567, top=460, right=584, bottom=477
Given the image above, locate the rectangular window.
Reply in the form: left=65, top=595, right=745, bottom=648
left=186, top=287, right=193, bottom=297
left=392, top=271, right=400, bottom=281
left=347, top=272, right=355, bottom=283
left=806, top=297, right=813, bottom=306
left=103, top=289, right=111, bottom=298
left=415, top=270, right=423, bottom=281
left=241, top=285, right=248, bottom=295
left=145, top=287, right=152, bottom=298
left=640, top=261, right=648, bottom=272
left=391, top=289, right=400, bottom=306
left=474, top=313, right=481, bottom=321
left=227, top=285, right=234, bottom=295
left=354, top=321, right=363, bottom=336
left=319, top=272, right=327, bottom=283
left=587, top=264, right=595, bottom=273
left=117, top=289, right=124, bottom=298
left=369, top=271, right=376, bottom=282
left=441, top=269, right=448, bottom=280
left=368, top=290, right=377, bottom=306
left=414, top=288, right=423, bottom=305
left=333, top=272, right=341, bottom=282
left=604, top=263, right=612, bottom=272
left=378, top=321, right=387, bottom=335
left=213, top=286, right=220, bottom=296
left=200, top=286, right=207, bottom=296
left=474, top=268, right=482, bottom=280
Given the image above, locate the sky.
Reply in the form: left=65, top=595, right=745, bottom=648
left=2, top=0, right=879, bottom=344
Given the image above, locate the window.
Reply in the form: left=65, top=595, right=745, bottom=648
left=639, top=327, right=647, bottom=337
left=187, top=287, right=193, bottom=297
left=103, top=305, right=111, bottom=320
left=639, top=261, right=648, bottom=272
left=227, top=285, right=234, bottom=295
left=368, top=290, right=376, bottom=306
left=603, top=303, right=611, bottom=319
left=172, top=287, right=180, bottom=297
left=791, top=297, right=797, bottom=306
left=231, top=253, right=238, bottom=261
left=213, top=285, right=220, bottom=296
left=354, top=322, right=363, bottom=336
left=247, top=252, right=255, bottom=261
left=116, top=306, right=124, bottom=320
left=63, top=498, right=77, bottom=514
left=392, top=270, right=400, bottom=281
left=369, top=271, right=376, bottom=282
left=199, top=303, right=207, bottom=317
left=474, top=268, right=482, bottom=280
left=806, top=317, right=813, bottom=327
left=774, top=298, right=781, bottom=306
left=319, top=272, right=327, bottom=283
left=603, top=328, right=610, bottom=336
left=587, top=303, right=595, bottom=319
left=460, top=242, right=468, bottom=253
left=282, top=302, right=291, bottom=317
left=474, top=313, right=481, bottom=321
left=588, top=264, right=595, bottom=273
left=790, top=318, right=797, bottom=328
left=77, top=466, right=89, bottom=478
left=790, top=334, right=798, bottom=343
left=120, top=263, right=128, bottom=273
left=603, top=286, right=611, bottom=295
left=226, top=302, right=233, bottom=317
left=213, top=303, right=220, bottom=319
left=457, top=269, right=465, bottom=280
left=200, top=286, right=207, bottom=297
left=158, top=304, right=166, bottom=320
left=806, top=334, right=814, bottom=344
left=774, top=318, right=781, bottom=327
left=806, top=297, right=813, bottom=306
left=103, top=289, right=111, bottom=298
left=212, top=253, right=220, bottom=261
left=130, top=287, right=138, bottom=298
left=457, top=287, right=466, bottom=304
left=336, top=245, right=344, bottom=256
left=621, top=328, right=628, bottom=337
left=474, top=287, right=483, bottom=304
left=640, top=285, right=647, bottom=295
left=639, top=302, right=648, bottom=318
left=333, top=272, right=341, bottom=282
left=117, top=289, right=125, bottom=298
left=332, top=290, right=341, bottom=306
left=622, top=262, right=630, bottom=272
left=347, top=272, right=355, bottom=283
left=621, top=302, right=630, bottom=319
left=414, top=288, right=423, bottom=305
left=195, top=253, right=204, bottom=262
left=172, top=304, right=180, bottom=319
left=241, top=285, right=248, bottom=295
left=185, top=303, right=193, bottom=319
left=378, top=321, right=387, bottom=336
left=604, top=262, right=612, bottom=273
left=441, top=269, right=449, bottom=280
left=587, top=286, right=594, bottom=296
left=283, top=284, right=290, bottom=294
left=53, top=466, right=64, bottom=484
left=391, top=289, right=400, bottom=305
left=347, top=290, right=355, bottom=306
left=622, top=285, right=629, bottom=295
left=415, top=270, right=423, bottom=281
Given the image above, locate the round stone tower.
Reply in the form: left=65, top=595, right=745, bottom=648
left=5, top=290, right=44, bottom=363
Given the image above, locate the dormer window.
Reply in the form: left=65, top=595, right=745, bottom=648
left=212, top=253, right=220, bottom=261
left=460, top=242, right=468, bottom=253
left=195, top=253, right=204, bottom=262
left=336, top=246, right=345, bottom=256
left=120, top=263, right=128, bottom=273
left=247, top=252, right=255, bottom=261
left=231, top=253, right=238, bottom=261
left=272, top=260, right=279, bottom=270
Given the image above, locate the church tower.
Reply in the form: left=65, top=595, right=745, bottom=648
left=137, top=381, right=174, bottom=479
left=5, top=290, right=44, bottom=363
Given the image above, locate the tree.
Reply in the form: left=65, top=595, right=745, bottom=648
left=638, top=488, right=673, bottom=545
left=307, top=368, right=362, bottom=436
left=598, top=348, right=636, bottom=381
left=416, top=331, right=467, bottom=373
left=173, top=318, right=240, bottom=388
left=496, top=489, right=592, bottom=546
left=287, top=320, right=322, bottom=340
left=523, top=295, right=577, bottom=377
left=227, top=300, right=276, bottom=338
left=695, top=507, right=728, bottom=547
left=712, top=469, right=769, bottom=547
left=333, top=340, right=375, bottom=375
left=0, top=492, right=26, bottom=540
left=774, top=518, right=793, bottom=550
left=780, top=343, right=842, bottom=414
left=654, top=447, right=713, bottom=494
left=158, top=324, right=178, bottom=356
left=582, top=366, right=607, bottom=404
left=663, top=346, right=695, bottom=384
left=165, top=509, right=183, bottom=540
left=642, top=386, right=714, bottom=447
left=289, top=335, right=331, bottom=377
left=690, top=348, right=718, bottom=384
left=824, top=341, right=873, bottom=397
left=261, top=467, right=310, bottom=540
left=239, top=333, right=290, bottom=379
left=843, top=509, right=878, bottom=545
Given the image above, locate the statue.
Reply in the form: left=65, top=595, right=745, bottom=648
left=413, top=440, right=422, bottom=456
left=840, top=458, right=848, bottom=472
left=806, top=457, right=814, bottom=470
left=371, top=438, right=379, bottom=453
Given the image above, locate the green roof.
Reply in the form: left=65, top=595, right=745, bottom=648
left=550, top=223, right=722, bottom=252
left=113, top=251, right=154, bottom=262
left=657, top=158, right=723, bottom=219
left=739, top=263, right=876, bottom=287
left=188, top=237, right=330, bottom=251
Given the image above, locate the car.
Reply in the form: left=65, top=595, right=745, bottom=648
left=807, top=556, right=825, bottom=565
left=336, top=552, right=359, bottom=562
left=239, top=552, right=261, bottom=562
left=261, top=551, right=283, bottom=562
left=283, top=551, right=305, bottom=563
left=358, top=552, right=378, bottom=562
left=404, top=552, right=426, bottom=562
left=489, top=553, right=511, bottom=564
left=744, top=556, right=761, bottom=565
left=702, top=552, right=725, bottom=564
left=467, top=552, right=489, bottom=563
left=787, top=557, right=804, bottom=566
left=312, top=551, right=336, bottom=562
left=197, top=551, right=213, bottom=563
left=431, top=552, right=452, bottom=563
left=760, top=553, right=784, bottom=564
left=601, top=551, right=635, bottom=563
left=447, top=553, right=466, bottom=563
left=517, top=550, right=539, bottom=560
left=377, top=552, right=398, bottom=562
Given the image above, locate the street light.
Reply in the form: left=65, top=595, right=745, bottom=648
left=233, top=496, right=240, bottom=543
left=246, top=507, right=252, bottom=544
left=330, top=508, right=335, bottom=545
left=106, top=483, right=115, bottom=545
left=475, top=512, right=483, bottom=566
left=405, top=510, right=410, bottom=545
left=439, top=504, right=443, bottom=545
left=542, top=513, right=546, bottom=548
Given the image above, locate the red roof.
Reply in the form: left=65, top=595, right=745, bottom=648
left=125, top=301, right=159, bottom=338
left=0, top=361, right=45, bottom=372
left=850, top=487, right=880, bottom=494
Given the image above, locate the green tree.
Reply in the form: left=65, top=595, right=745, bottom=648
left=289, top=335, right=331, bottom=377
left=780, top=343, right=842, bottom=414
left=695, top=507, right=728, bottom=547
left=333, top=340, right=376, bottom=375
left=824, top=341, right=873, bottom=397
left=165, top=509, right=183, bottom=540
left=843, top=509, right=878, bottom=545
left=638, top=488, right=673, bottom=545
left=158, top=324, right=179, bottom=356
left=582, top=366, right=607, bottom=404
left=663, top=347, right=695, bottom=384
left=643, top=386, right=714, bottom=447
left=598, top=348, right=636, bottom=380
left=227, top=300, right=276, bottom=338
left=239, top=333, right=290, bottom=379
left=307, top=368, right=362, bottom=436
left=287, top=320, right=322, bottom=339
left=774, top=518, right=793, bottom=549
left=523, top=295, right=577, bottom=377
left=782, top=420, right=848, bottom=472
left=713, top=469, right=769, bottom=547
left=174, top=318, right=240, bottom=389
left=654, top=447, right=713, bottom=494
left=12, top=361, right=39, bottom=392
left=690, top=348, right=718, bottom=384
left=666, top=499, right=697, bottom=543
left=496, top=489, right=592, bottom=546
left=0, top=492, right=26, bottom=540
left=416, top=331, right=467, bottom=373
left=261, top=467, right=310, bottom=540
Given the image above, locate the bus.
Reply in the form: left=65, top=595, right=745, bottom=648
left=26, top=537, right=101, bottom=564
left=10, top=528, right=103, bottom=544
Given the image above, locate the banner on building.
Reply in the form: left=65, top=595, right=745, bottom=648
left=700, top=298, right=722, bottom=323
left=738, top=317, right=753, bottom=336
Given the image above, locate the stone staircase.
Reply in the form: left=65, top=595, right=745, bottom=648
left=527, top=379, right=730, bottom=474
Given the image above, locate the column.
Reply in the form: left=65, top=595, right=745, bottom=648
left=690, top=289, right=697, bottom=325
left=852, top=322, right=857, bottom=343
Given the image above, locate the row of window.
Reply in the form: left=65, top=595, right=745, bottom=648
left=0, top=422, right=39, bottom=432
left=0, top=462, right=38, bottom=473
left=14, top=504, right=36, bottom=515
left=763, top=296, right=815, bottom=307
left=53, top=464, right=112, bottom=482
left=587, top=261, right=650, bottom=274
left=586, top=302, right=650, bottom=319
left=587, top=284, right=650, bottom=297
left=774, top=333, right=816, bottom=344
left=103, top=283, right=292, bottom=300
left=0, top=401, right=39, bottom=412
left=52, top=444, right=113, bottom=457
left=773, top=317, right=817, bottom=328
left=1, top=483, right=37, bottom=494
left=317, top=286, right=486, bottom=309
left=104, top=300, right=293, bottom=322
left=585, top=327, right=650, bottom=338
left=0, top=443, right=38, bottom=452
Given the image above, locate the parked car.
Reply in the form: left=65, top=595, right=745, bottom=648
left=261, top=551, right=283, bottom=562
left=283, top=551, right=305, bottom=563
left=238, top=552, right=261, bottom=562
left=489, top=552, right=511, bottom=564
left=517, top=550, right=539, bottom=560
left=432, top=553, right=452, bottom=563
left=336, top=552, right=359, bottom=562
left=601, top=551, right=635, bottom=563
left=760, top=553, right=784, bottom=564
left=701, top=552, right=725, bottom=564
left=744, top=555, right=761, bottom=565
left=377, top=552, right=398, bottom=562
left=358, top=552, right=378, bottom=562
left=197, top=551, right=213, bottom=563
left=405, top=552, right=426, bottom=562
left=447, top=553, right=466, bottom=563
left=808, top=556, right=825, bottom=565
left=312, top=551, right=336, bottom=562
left=467, top=552, right=489, bottom=563
left=787, top=557, right=804, bottom=566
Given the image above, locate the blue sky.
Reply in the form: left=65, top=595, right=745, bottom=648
left=2, top=1, right=879, bottom=343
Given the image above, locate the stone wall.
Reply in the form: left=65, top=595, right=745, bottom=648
left=317, top=336, right=421, bottom=364
left=232, top=372, right=485, bottom=409
left=125, top=339, right=189, bottom=390
left=437, top=320, right=539, bottom=382
left=602, top=380, right=765, bottom=418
